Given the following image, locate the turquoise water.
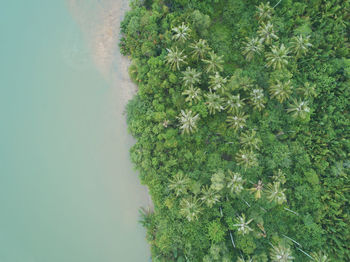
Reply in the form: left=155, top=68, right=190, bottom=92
left=0, top=1, right=150, bottom=261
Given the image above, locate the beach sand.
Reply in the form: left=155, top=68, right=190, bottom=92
left=67, top=0, right=154, bottom=209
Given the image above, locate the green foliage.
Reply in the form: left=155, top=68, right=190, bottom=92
left=121, top=0, right=350, bottom=260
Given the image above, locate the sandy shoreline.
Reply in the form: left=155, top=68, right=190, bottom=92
left=67, top=0, right=154, bottom=210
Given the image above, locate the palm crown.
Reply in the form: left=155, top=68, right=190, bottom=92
left=190, top=39, right=211, bottom=59
left=240, top=130, right=262, bottom=150
left=290, top=35, right=312, bottom=57
left=269, top=242, right=294, bottom=262
left=265, top=181, right=287, bottom=205
left=205, top=91, right=224, bottom=115
left=233, top=214, right=254, bottom=235
left=269, top=80, right=293, bottom=103
left=226, top=170, right=245, bottom=195
left=258, top=21, right=278, bottom=45
left=200, top=185, right=221, bottom=208
left=177, top=110, right=200, bottom=134
left=180, top=196, right=202, bottom=222
left=209, top=72, right=227, bottom=93
left=168, top=172, right=190, bottom=197
left=166, top=47, right=187, bottom=71
left=256, top=2, right=274, bottom=21
left=171, top=22, right=191, bottom=42
left=287, top=99, right=310, bottom=119
left=225, top=94, right=245, bottom=113
left=242, top=37, right=263, bottom=61
left=266, top=44, right=290, bottom=70
left=236, top=149, right=258, bottom=169
left=202, top=51, right=224, bottom=73
left=226, top=111, right=248, bottom=131
left=182, top=67, right=202, bottom=87
left=249, top=88, right=266, bottom=111
left=182, top=86, right=202, bottom=104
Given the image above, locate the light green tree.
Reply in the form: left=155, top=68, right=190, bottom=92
left=168, top=172, right=190, bottom=197
left=205, top=91, right=224, bottom=115
left=240, top=130, right=262, bottom=150
left=265, top=182, right=287, bottom=205
left=256, top=2, right=274, bottom=21
left=269, top=242, right=294, bottom=262
left=210, top=170, right=226, bottom=192
left=297, top=82, right=316, bottom=98
left=225, top=94, right=246, bottom=113
left=209, top=72, right=227, bottom=92
left=249, top=88, right=266, bottom=111
left=182, top=67, right=201, bottom=87
left=226, top=170, right=245, bottom=195
left=269, top=80, right=293, bottom=103
left=190, top=39, right=211, bottom=59
left=290, top=35, right=312, bottom=57
left=177, top=110, right=199, bottom=134
left=226, top=112, right=248, bottom=131
left=171, top=22, right=191, bottom=42
left=287, top=99, right=310, bottom=119
left=202, top=51, right=224, bottom=73
left=242, top=37, right=263, bottom=61
left=236, top=149, right=258, bottom=169
left=166, top=47, right=187, bottom=71
left=233, top=214, right=254, bottom=235
left=200, top=185, right=221, bottom=207
left=258, top=21, right=278, bottom=45
left=182, top=86, right=202, bottom=104
left=180, top=196, right=202, bottom=222
left=266, top=44, right=290, bottom=70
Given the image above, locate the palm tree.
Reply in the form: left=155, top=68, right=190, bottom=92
left=272, top=169, right=287, bottom=184
left=250, top=180, right=263, bottom=199
left=172, top=22, right=191, bottom=42
left=256, top=2, right=274, bottom=21
left=266, top=44, right=289, bottom=70
left=190, top=39, right=211, bottom=59
left=182, top=86, right=202, bottom=104
left=168, top=172, right=190, bottom=197
left=180, top=196, right=202, bottom=222
left=166, top=47, right=187, bottom=71
left=242, top=37, right=263, bottom=61
left=182, top=67, right=201, bottom=87
left=226, top=111, right=248, bottom=131
left=249, top=88, right=266, bottom=111
left=200, top=185, right=221, bottom=207
left=202, top=51, right=224, bottom=73
left=297, top=82, right=317, bottom=98
left=226, top=170, right=245, bottom=195
left=240, top=130, right=262, bottom=150
left=225, top=94, right=246, bottom=113
left=235, top=149, right=258, bottom=169
left=237, top=256, right=253, bottom=262
left=290, top=35, right=312, bottom=57
left=287, top=99, right=310, bottom=119
left=210, top=170, right=226, bottom=192
left=205, top=91, right=224, bottom=115
left=177, top=110, right=200, bottom=134
left=233, top=214, right=253, bottom=235
left=209, top=72, right=227, bottom=93
left=269, top=242, right=294, bottom=262
left=269, top=80, right=293, bottom=103
left=265, top=182, right=287, bottom=205
left=258, top=21, right=278, bottom=45
left=310, top=251, right=330, bottom=262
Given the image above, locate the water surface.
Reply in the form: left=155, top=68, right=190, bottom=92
left=0, top=1, right=150, bottom=261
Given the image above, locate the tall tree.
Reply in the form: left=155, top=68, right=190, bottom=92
left=266, top=44, right=290, bottom=70
left=180, top=196, right=202, bottom=222
left=290, top=35, right=312, bottom=57
left=182, top=67, right=202, bottom=87
left=177, top=110, right=200, bottom=134
left=190, top=39, right=211, bottom=59
left=202, top=51, right=224, bottom=73
left=172, top=22, right=191, bottom=42
left=269, top=80, right=293, bottom=103
left=242, top=37, right=263, bottom=61
left=166, top=47, right=187, bottom=71
left=258, top=21, right=278, bottom=45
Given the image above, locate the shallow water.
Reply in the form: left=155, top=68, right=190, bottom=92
left=0, top=1, right=150, bottom=261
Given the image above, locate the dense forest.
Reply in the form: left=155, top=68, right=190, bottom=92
left=119, top=0, right=349, bottom=261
